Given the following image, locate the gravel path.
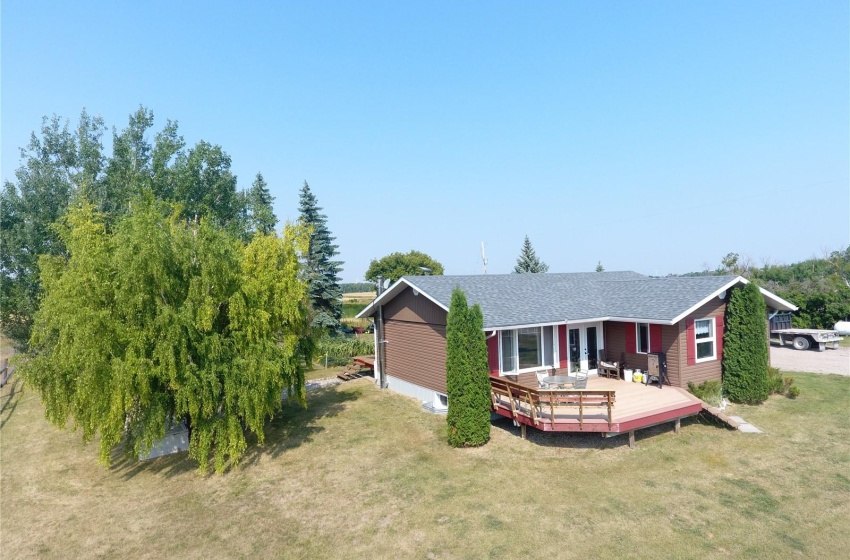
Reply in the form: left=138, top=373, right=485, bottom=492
left=305, top=377, right=342, bottom=391
left=770, top=344, right=849, bottom=376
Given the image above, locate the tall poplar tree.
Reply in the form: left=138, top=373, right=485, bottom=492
left=513, top=235, right=549, bottom=273
left=297, top=181, right=343, bottom=333
left=1, top=106, right=269, bottom=348
left=1, top=111, right=106, bottom=347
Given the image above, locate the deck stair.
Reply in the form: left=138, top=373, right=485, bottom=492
left=336, top=361, right=372, bottom=381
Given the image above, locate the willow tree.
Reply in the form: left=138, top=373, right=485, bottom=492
left=21, top=196, right=311, bottom=473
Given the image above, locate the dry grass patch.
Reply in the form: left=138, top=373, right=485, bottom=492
left=2, top=373, right=848, bottom=559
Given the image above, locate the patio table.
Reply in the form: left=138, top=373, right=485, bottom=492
left=541, top=375, right=578, bottom=388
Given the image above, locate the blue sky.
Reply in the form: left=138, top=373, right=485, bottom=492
left=3, top=1, right=848, bottom=281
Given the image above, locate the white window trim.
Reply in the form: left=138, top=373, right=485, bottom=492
left=635, top=323, right=650, bottom=354
left=498, top=326, right=551, bottom=375
left=694, top=317, right=717, bottom=363
left=499, top=330, right=517, bottom=375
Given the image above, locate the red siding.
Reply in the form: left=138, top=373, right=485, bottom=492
left=487, top=334, right=499, bottom=375
left=558, top=325, right=568, bottom=368
left=650, top=324, right=662, bottom=353
left=606, top=321, right=677, bottom=381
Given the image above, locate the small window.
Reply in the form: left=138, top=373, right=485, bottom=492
left=695, top=318, right=716, bottom=362
left=636, top=323, right=650, bottom=354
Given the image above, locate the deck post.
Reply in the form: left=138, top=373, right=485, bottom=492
left=521, top=423, right=527, bottom=440
left=674, top=418, right=681, bottom=434
left=628, top=431, right=635, bottom=449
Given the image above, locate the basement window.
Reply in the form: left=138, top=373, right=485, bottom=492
left=434, top=393, right=448, bottom=409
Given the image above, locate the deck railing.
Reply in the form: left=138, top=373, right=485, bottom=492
left=490, top=377, right=615, bottom=430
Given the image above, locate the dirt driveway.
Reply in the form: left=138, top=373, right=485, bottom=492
left=770, top=344, right=849, bottom=376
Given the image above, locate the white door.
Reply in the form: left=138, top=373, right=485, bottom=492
left=568, top=323, right=603, bottom=373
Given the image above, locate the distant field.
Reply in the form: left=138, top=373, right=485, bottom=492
left=342, top=291, right=375, bottom=303
left=341, top=292, right=375, bottom=326
left=342, top=302, right=368, bottom=318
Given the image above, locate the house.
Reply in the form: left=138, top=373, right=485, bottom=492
left=357, top=272, right=796, bottom=412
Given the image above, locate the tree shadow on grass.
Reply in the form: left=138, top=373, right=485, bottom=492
left=110, top=383, right=360, bottom=478
left=493, top=415, right=709, bottom=450
left=0, top=378, right=24, bottom=431
left=111, top=447, right=197, bottom=480
left=239, top=384, right=360, bottom=468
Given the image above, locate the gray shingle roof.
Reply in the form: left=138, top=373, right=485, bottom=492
left=400, top=272, right=739, bottom=328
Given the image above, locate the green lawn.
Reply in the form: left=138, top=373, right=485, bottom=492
left=1, top=372, right=848, bottom=559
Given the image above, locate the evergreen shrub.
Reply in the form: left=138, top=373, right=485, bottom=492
left=445, top=288, right=491, bottom=447
left=723, top=282, right=770, bottom=404
left=687, top=380, right=723, bottom=407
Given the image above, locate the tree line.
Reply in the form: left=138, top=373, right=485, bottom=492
left=682, top=249, right=850, bottom=329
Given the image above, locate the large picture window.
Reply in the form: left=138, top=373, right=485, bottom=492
left=636, top=323, right=650, bottom=354
left=517, top=328, right=541, bottom=370
left=499, top=326, right=554, bottom=374
left=695, top=318, right=716, bottom=361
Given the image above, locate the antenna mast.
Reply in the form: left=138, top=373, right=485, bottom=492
left=481, top=242, right=488, bottom=275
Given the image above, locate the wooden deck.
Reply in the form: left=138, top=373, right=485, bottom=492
left=491, top=374, right=703, bottom=438
left=353, top=355, right=375, bottom=369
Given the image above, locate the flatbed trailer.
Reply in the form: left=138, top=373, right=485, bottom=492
left=773, top=329, right=841, bottom=351
left=770, top=313, right=842, bottom=351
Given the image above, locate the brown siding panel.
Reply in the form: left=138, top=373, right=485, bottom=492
left=383, top=287, right=447, bottom=325
left=677, top=298, right=726, bottom=388
left=384, top=320, right=447, bottom=394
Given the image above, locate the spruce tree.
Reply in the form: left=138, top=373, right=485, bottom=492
left=723, top=282, right=770, bottom=404
left=446, top=288, right=491, bottom=447
left=298, top=181, right=343, bottom=333
left=246, top=172, right=277, bottom=235
left=513, top=235, right=549, bottom=273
